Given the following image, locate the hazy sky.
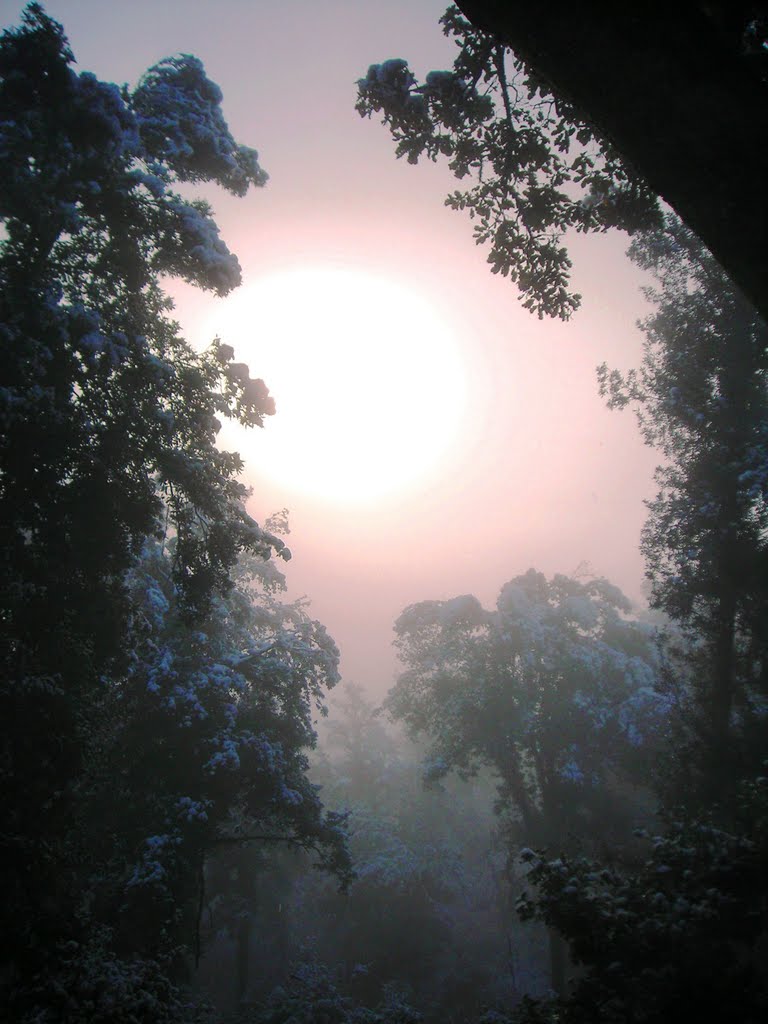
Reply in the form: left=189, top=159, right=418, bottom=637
left=3, top=0, right=659, bottom=693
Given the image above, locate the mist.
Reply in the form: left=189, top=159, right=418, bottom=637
left=2, top=2, right=766, bottom=1023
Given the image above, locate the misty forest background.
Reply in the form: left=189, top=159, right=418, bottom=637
left=1, top=4, right=767, bottom=1024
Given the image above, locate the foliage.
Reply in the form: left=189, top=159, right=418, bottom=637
left=198, top=685, right=539, bottom=1019
left=386, top=571, right=665, bottom=995
left=310, top=686, right=497, bottom=1012
left=235, top=961, right=422, bottom=1024
left=356, top=6, right=659, bottom=320
left=0, top=3, right=347, bottom=1012
left=514, top=771, right=768, bottom=1024
left=511, top=219, right=768, bottom=1023
left=451, top=2, right=768, bottom=324
left=387, top=570, right=662, bottom=851
left=0, top=2, right=277, bottom=642
left=18, top=930, right=213, bottom=1024
left=598, top=216, right=768, bottom=794
left=84, top=535, right=352, bottom=961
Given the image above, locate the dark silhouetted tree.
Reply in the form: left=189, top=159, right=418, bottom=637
left=356, top=6, right=660, bottom=320
left=598, top=216, right=768, bottom=802
left=513, top=773, right=768, bottom=1024
left=0, top=6, right=348, bottom=1017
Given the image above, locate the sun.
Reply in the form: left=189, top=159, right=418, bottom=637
left=198, top=267, right=468, bottom=503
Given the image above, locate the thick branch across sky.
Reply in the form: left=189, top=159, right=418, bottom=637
left=457, top=1, right=768, bottom=320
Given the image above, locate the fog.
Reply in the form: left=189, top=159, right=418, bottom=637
left=4, top=2, right=763, bottom=1022
left=12, top=2, right=659, bottom=699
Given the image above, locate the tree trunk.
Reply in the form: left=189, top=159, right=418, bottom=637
left=705, top=584, right=738, bottom=797
left=712, top=592, right=737, bottom=743
left=548, top=926, right=567, bottom=997
left=236, top=916, right=250, bottom=1005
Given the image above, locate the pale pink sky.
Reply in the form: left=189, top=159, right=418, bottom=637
left=5, top=0, right=659, bottom=693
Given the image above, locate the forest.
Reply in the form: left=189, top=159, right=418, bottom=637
left=1, top=3, right=767, bottom=1022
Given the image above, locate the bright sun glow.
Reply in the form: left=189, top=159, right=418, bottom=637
left=199, top=268, right=467, bottom=503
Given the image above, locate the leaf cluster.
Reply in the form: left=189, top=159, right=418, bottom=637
left=516, top=775, right=768, bottom=1023
left=83, top=540, right=351, bottom=957
left=356, top=6, right=659, bottom=319
left=597, top=217, right=768, bottom=790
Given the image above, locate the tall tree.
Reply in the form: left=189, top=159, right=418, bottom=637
left=598, top=217, right=768, bottom=800
left=385, top=570, right=662, bottom=992
left=0, top=5, right=347, bottom=1013
left=507, top=217, right=768, bottom=1024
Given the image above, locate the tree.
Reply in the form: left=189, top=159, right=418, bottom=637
left=88, top=531, right=351, bottom=964
left=598, top=216, right=768, bottom=801
left=243, top=960, right=423, bottom=1024
left=311, top=686, right=504, bottom=1016
left=359, top=4, right=768, bottom=320
left=454, top=1, right=768, bottom=322
left=357, top=6, right=659, bottom=321
left=513, top=772, right=768, bottom=1024
left=0, top=5, right=347, bottom=1012
left=227, top=683, right=530, bottom=1019
left=385, top=570, right=663, bottom=992
left=509, top=221, right=768, bottom=1024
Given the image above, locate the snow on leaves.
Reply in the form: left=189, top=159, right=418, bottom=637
left=516, top=779, right=768, bottom=1024
left=0, top=6, right=349, bottom=1006
left=388, top=570, right=664, bottom=848
left=133, top=54, right=267, bottom=197
left=1, top=5, right=280, bottom=625
left=162, top=196, right=243, bottom=295
left=1, top=10, right=266, bottom=294
left=121, top=539, right=350, bottom=903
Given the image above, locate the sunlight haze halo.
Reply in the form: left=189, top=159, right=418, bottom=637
left=199, top=268, right=468, bottom=503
